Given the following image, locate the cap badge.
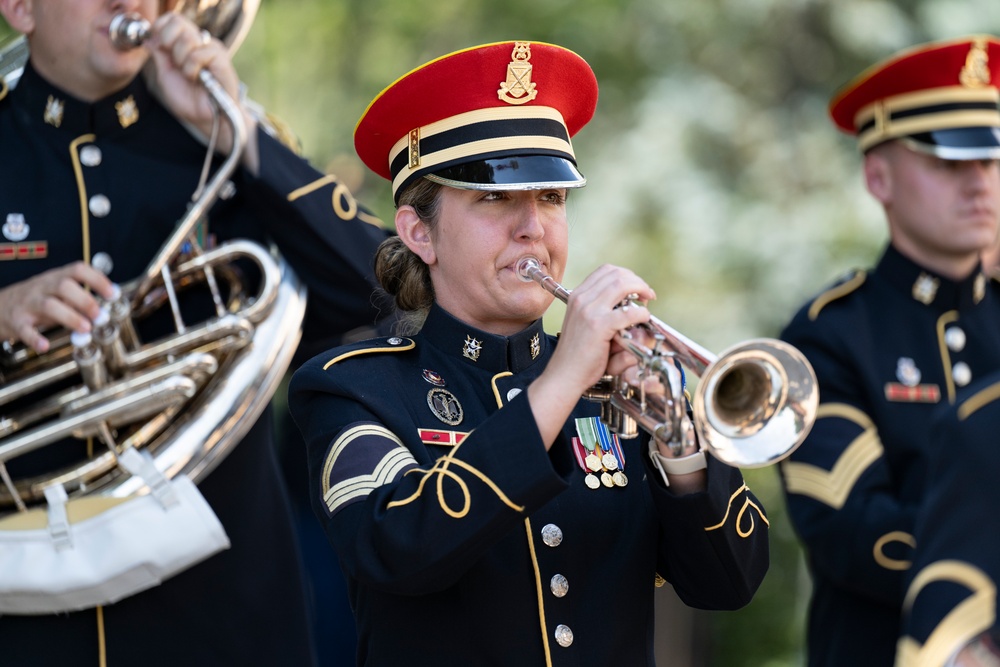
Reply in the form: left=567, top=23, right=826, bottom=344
left=912, top=273, right=939, bottom=305
left=115, top=95, right=139, bottom=129
left=427, top=388, right=464, bottom=426
left=530, top=333, right=541, bottom=360
left=960, top=38, right=991, bottom=88
left=43, top=95, right=64, bottom=128
left=462, top=335, right=482, bottom=361
left=498, top=42, right=538, bottom=106
left=422, top=369, right=446, bottom=387
left=3, top=213, right=29, bottom=242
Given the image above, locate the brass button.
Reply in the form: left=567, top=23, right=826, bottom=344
left=945, top=327, right=967, bottom=352
left=540, top=523, right=563, bottom=547
left=554, top=624, right=573, bottom=648
left=80, top=145, right=102, bottom=167
left=953, top=362, right=972, bottom=387
left=89, top=194, right=111, bottom=218
left=550, top=574, right=569, bottom=598
left=91, top=252, right=113, bottom=275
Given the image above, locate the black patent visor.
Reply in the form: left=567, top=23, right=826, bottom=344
left=903, top=127, right=1000, bottom=160
left=426, top=155, right=586, bottom=191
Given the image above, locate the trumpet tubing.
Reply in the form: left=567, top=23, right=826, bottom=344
left=516, top=256, right=818, bottom=468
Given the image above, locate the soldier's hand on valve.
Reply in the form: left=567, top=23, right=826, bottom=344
left=0, top=262, right=115, bottom=353
left=549, top=263, right=655, bottom=395
left=527, top=264, right=654, bottom=450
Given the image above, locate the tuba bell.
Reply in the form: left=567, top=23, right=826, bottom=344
left=0, top=5, right=304, bottom=514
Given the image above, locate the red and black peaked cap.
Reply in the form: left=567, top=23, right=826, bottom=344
left=354, top=41, right=599, bottom=204
left=829, top=35, right=1000, bottom=159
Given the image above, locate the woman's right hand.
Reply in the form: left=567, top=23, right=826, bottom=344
left=0, top=262, right=115, bottom=353
left=527, top=264, right=656, bottom=448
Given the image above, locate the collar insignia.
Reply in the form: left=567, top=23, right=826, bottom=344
left=43, top=95, right=64, bottom=127
left=498, top=42, right=538, bottom=105
left=974, top=273, right=986, bottom=304
left=912, top=273, right=939, bottom=305
left=530, top=333, right=541, bottom=360
left=462, top=335, right=482, bottom=362
left=115, top=95, right=139, bottom=129
left=3, top=213, right=29, bottom=242
left=427, top=388, right=464, bottom=426
left=960, top=37, right=991, bottom=88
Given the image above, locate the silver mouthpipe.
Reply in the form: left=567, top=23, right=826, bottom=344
left=106, top=12, right=249, bottom=302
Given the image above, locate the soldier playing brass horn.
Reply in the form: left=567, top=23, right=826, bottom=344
left=289, top=41, right=771, bottom=666
left=0, top=0, right=392, bottom=664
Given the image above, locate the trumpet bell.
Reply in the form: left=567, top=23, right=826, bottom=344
left=694, top=339, right=818, bottom=468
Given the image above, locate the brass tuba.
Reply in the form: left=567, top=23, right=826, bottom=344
left=0, top=3, right=304, bottom=512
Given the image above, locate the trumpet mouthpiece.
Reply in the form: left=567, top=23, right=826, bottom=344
left=516, top=256, right=541, bottom=282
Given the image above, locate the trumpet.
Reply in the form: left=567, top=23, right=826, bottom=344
left=516, top=256, right=818, bottom=468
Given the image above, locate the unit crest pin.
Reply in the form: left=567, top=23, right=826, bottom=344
left=427, top=388, right=464, bottom=426
left=3, top=213, right=29, bottom=242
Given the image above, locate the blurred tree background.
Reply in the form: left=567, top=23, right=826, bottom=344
left=4, top=1, right=1000, bottom=664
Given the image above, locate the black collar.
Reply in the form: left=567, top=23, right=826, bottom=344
left=876, top=244, right=989, bottom=311
left=419, top=303, right=548, bottom=374
left=12, top=61, right=151, bottom=137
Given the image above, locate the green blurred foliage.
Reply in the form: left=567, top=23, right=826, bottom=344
left=5, top=2, right=1000, bottom=664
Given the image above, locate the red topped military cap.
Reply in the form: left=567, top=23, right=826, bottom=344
left=354, top=41, right=598, bottom=204
left=829, top=35, right=1000, bottom=159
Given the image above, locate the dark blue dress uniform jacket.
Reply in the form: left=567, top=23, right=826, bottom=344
left=897, top=370, right=1000, bottom=666
left=289, top=303, right=770, bottom=667
left=0, top=63, right=391, bottom=666
left=779, top=244, right=1000, bottom=667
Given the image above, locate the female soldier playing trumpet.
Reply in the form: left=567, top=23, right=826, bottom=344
left=289, top=41, right=769, bottom=666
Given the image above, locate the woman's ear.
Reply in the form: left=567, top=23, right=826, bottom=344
left=394, top=205, right=436, bottom=266
left=0, top=0, right=35, bottom=35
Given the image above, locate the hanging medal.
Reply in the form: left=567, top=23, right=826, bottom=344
left=572, top=417, right=627, bottom=489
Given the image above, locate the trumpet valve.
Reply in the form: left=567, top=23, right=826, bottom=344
left=614, top=411, right=638, bottom=439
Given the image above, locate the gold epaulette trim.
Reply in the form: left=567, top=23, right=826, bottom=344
left=808, top=270, right=867, bottom=321
left=0, top=79, right=8, bottom=102
left=322, top=338, right=415, bottom=370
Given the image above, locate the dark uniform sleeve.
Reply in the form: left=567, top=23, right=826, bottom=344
left=289, top=354, right=574, bottom=595
left=897, top=373, right=1000, bottom=666
left=779, top=301, right=916, bottom=607
left=644, top=453, right=770, bottom=610
left=235, top=129, right=394, bottom=343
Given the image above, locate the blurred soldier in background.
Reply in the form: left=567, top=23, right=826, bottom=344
left=778, top=36, right=1000, bottom=666
left=896, top=369, right=1000, bottom=667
